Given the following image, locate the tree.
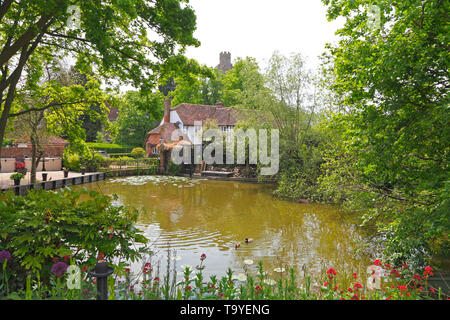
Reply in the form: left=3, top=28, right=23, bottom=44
left=11, top=57, right=106, bottom=182
left=321, top=0, right=449, bottom=265
left=0, top=0, right=200, bottom=161
left=113, top=91, right=164, bottom=147
left=221, top=57, right=270, bottom=109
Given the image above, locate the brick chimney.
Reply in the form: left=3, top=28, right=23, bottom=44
left=164, top=97, right=172, bottom=123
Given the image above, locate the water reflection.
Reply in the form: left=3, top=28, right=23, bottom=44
left=79, top=176, right=373, bottom=279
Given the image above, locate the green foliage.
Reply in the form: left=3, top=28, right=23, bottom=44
left=320, top=0, right=450, bottom=266
left=167, top=57, right=271, bottom=109
left=86, top=142, right=133, bottom=154
left=0, top=188, right=148, bottom=277
left=9, top=173, right=25, bottom=181
left=95, top=131, right=108, bottom=144
left=221, top=57, right=271, bottom=110
left=130, top=147, right=145, bottom=159
left=1, top=138, right=14, bottom=147
left=113, top=91, right=164, bottom=147
left=167, top=161, right=181, bottom=176
left=0, top=0, right=202, bottom=156
left=1, top=255, right=443, bottom=300
left=62, top=151, right=81, bottom=172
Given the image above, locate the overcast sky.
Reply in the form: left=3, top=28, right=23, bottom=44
left=184, top=0, right=344, bottom=72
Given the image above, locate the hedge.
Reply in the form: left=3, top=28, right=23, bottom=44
left=86, top=142, right=134, bottom=154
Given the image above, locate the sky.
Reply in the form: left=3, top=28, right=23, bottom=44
left=184, top=0, right=345, bottom=72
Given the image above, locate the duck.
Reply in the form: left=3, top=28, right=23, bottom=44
left=235, top=242, right=241, bottom=248
left=245, top=238, right=253, bottom=243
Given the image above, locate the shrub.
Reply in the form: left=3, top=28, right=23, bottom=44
left=167, top=161, right=181, bottom=176
left=0, top=189, right=148, bottom=291
left=130, top=147, right=145, bottom=159
left=9, top=173, right=25, bottom=181
left=63, top=152, right=81, bottom=172
left=86, top=142, right=133, bottom=154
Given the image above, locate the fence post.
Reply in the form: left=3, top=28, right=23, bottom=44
left=89, top=258, right=114, bottom=300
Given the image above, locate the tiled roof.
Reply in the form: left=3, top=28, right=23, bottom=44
left=11, top=134, right=68, bottom=145
left=172, top=103, right=240, bottom=126
left=146, top=122, right=180, bottom=145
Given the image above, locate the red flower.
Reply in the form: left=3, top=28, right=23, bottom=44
left=63, top=255, right=71, bottom=262
left=255, top=285, right=262, bottom=291
left=15, top=162, right=25, bottom=169
left=347, top=288, right=353, bottom=293
left=153, top=277, right=159, bottom=281
left=390, top=269, right=400, bottom=277
left=326, top=268, right=337, bottom=279
left=81, top=266, right=89, bottom=273
left=52, top=257, right=59, bottom=262
left=323, top=282, right=329, bottom=287
left=124, top=268, right=130, bottom=274
left=326, top=268, right=337, bottom=275
left=373, top=259, right=382, bottom=266
left=351, top=294, right=359, bottom=300
left=186, top=286, right=192, bottom=291
left=423, top=266, right=434, bottom=276
left=401, top=262, right=408, bottom=269
left=430, top=288, right=436, bottom=294
left=97, top=253, right=105, bottom=259
left=398, top=285, right=408, bottom=292
left=352, top=272, right=358, bottom=279
left=353, top=283, right=363, bottom=289
left=384, top=264, right=391, bottom=270
left=200, top=254, right=206, bottom=261
left=144, top=262, right=151, bottom=268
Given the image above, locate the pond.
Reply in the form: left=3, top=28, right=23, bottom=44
left=77, top=175, right=375, bottom=281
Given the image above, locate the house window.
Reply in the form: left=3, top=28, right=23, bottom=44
left=152, top=147, right=159, bottom=154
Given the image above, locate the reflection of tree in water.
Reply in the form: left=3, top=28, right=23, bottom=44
left=79, top=178, right=373, bottom=275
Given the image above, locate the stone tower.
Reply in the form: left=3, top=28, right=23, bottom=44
left=217, top=51, right=233, bottom=73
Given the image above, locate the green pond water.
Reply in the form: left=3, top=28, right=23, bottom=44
left=77, top=176, right=375, bottom=280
